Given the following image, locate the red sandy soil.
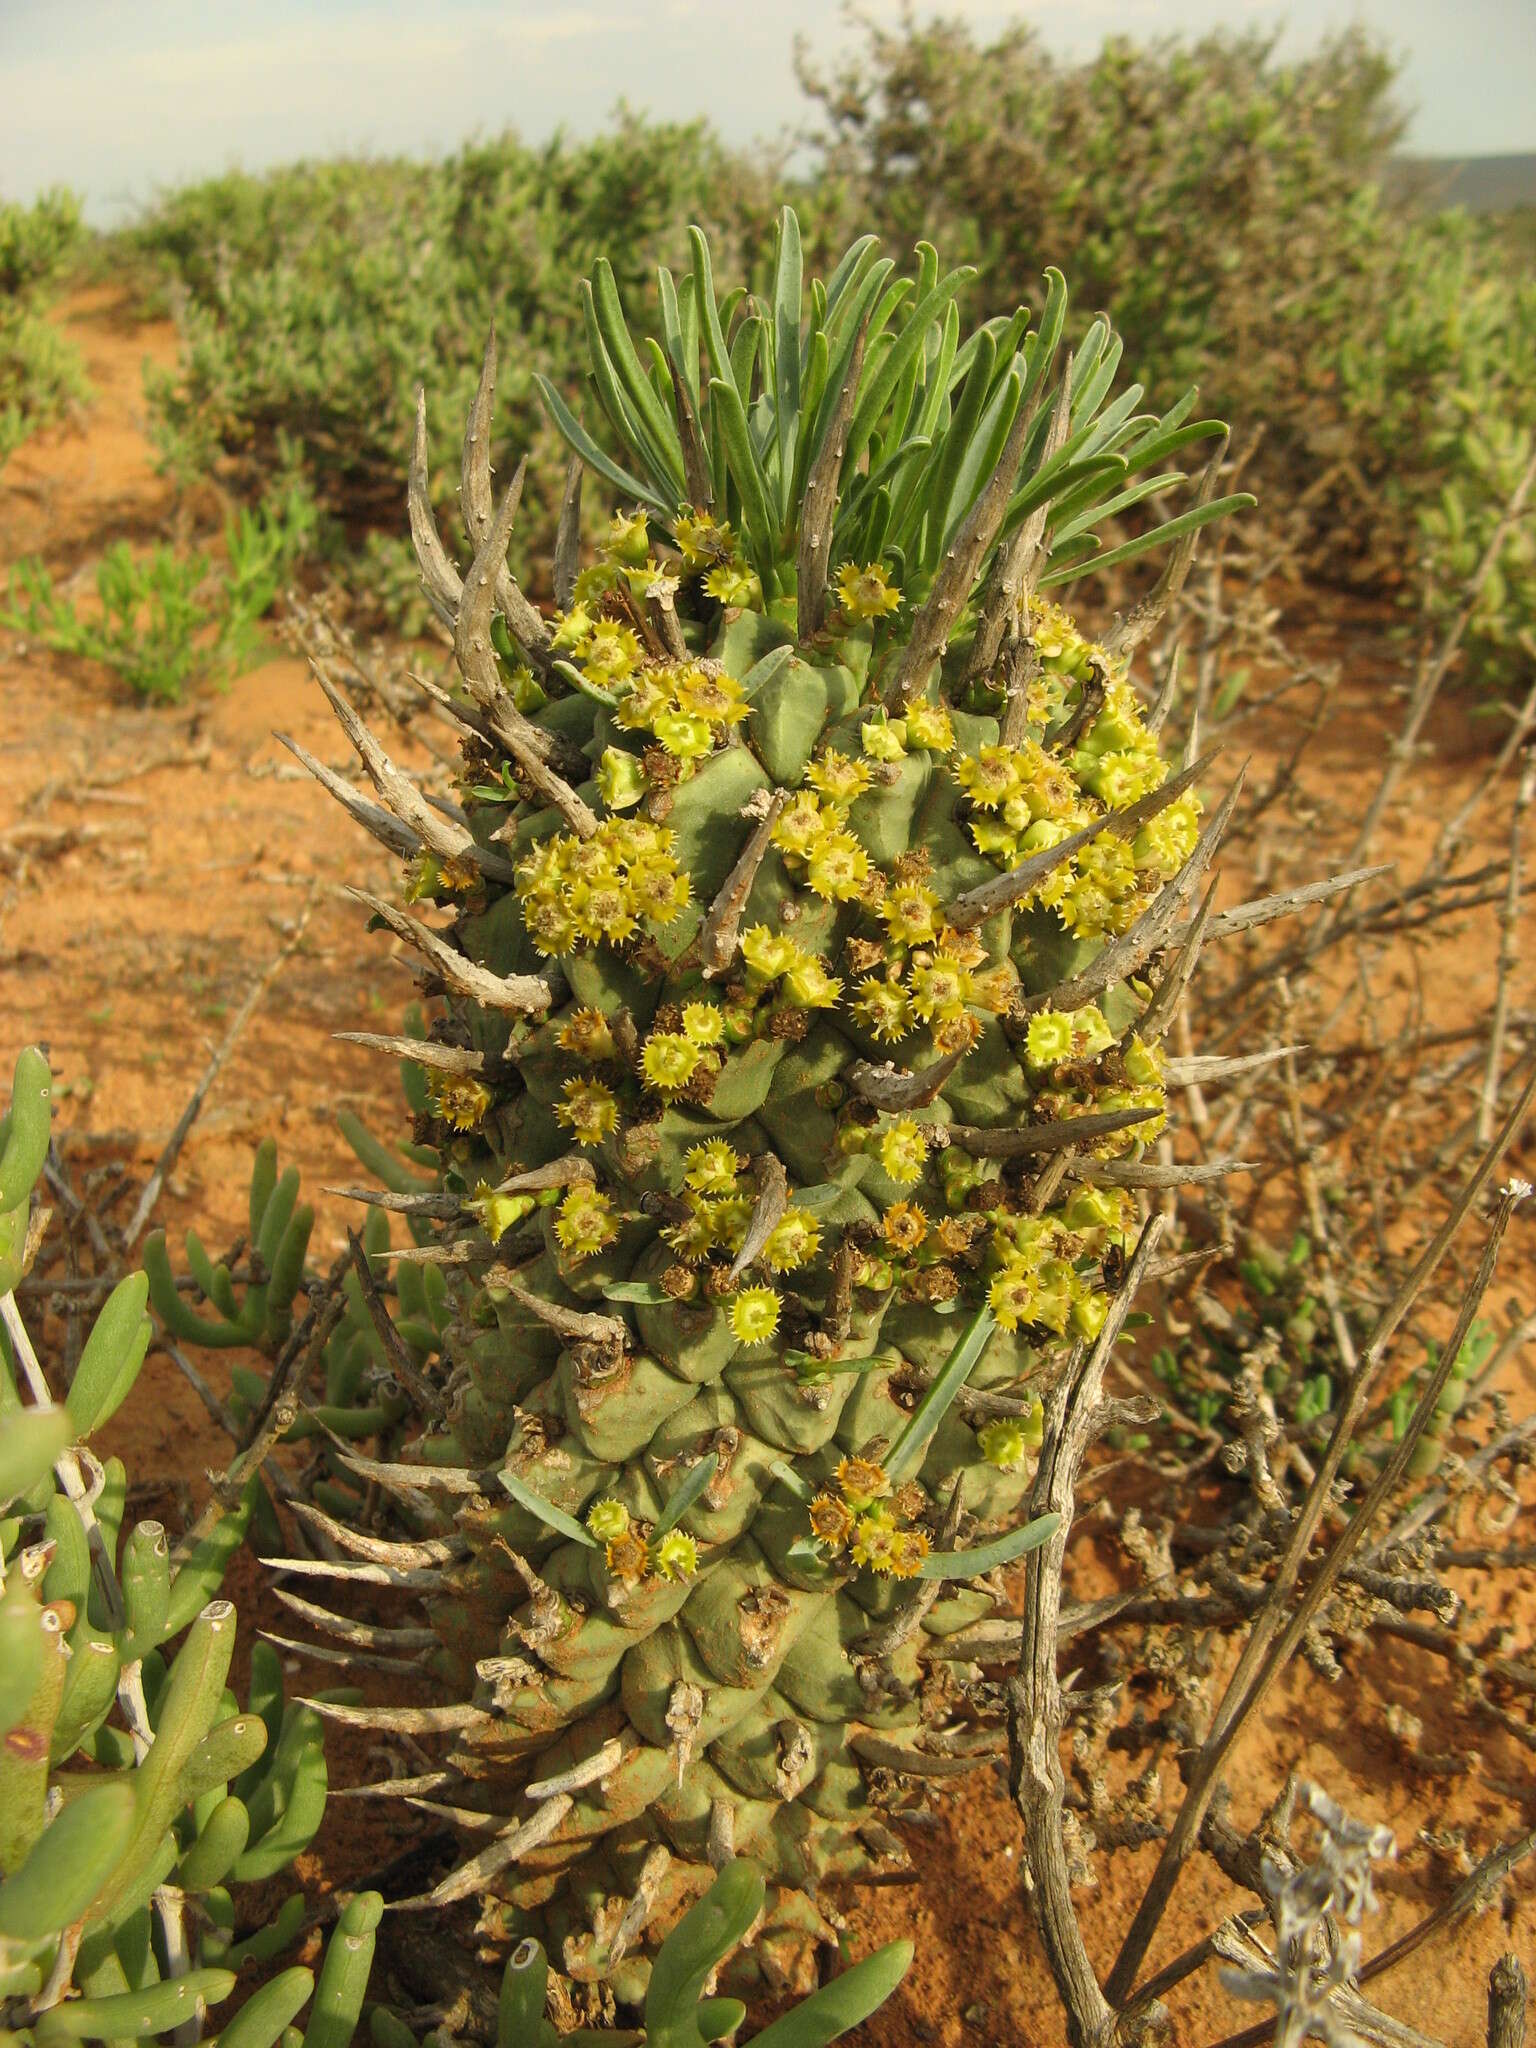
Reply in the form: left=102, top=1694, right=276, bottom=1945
left=2, top=288, right=1532, bottom=2046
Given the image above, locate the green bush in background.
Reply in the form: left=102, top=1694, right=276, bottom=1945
left=75, top=22, right=1536, bottom=696
left=0, top=190, right=88, bottom=468
left=129, top=120, right=779, bottom=612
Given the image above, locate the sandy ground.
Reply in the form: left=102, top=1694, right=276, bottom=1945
left=2, top=288, right=1532, bottom=2047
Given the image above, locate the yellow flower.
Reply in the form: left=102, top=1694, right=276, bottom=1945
left=976, top=1418, right=1030, bottom=1471
left=835, top=1456, right=890, bottom=1509
left=681, top=1002, right=726, bottom=1047
left=883, top=1528, right=930, bottom=1578
left=877, top=1117, right=929, bottom=1187
left=805, top=751, right=874, bottom=805
left=741, top=924, right=798, bottom=981
left=903, top=702, right=954, bottom=753
left=805, top=827, right=870, bottom=902
left=426, top=1074, right=492, bottom=1131
left=772, top=793, right=831, bottom=863
left=988, top=1263, right=1039, bottom=1332
left=763, top=1208, right=822, bottom=1273
left=628, top=858, right=692, bottom=927
left=650, top=1530, right=700, bottom=1582
left=730, top=1286, right=781, bottom=1346
left=907, top=954, right=973, bottom=1022
left=554, top=1187, right=619, bottom=1262
left=860, top=715, right=908, bottom=762
left=550, top=603, right=594, bottom=651
left=809, top=1492, right=856, bottom=1550
left=585, top=1497, right=631, bottom=1542
left=853, top=975, right=913, bottom=1044
left=672, top=509, right=737, bottom=569
left=704, top=560, right=762, bottom=608
left=604, top=1529, right=650, bottom=1584
left=783, top=954, right=843, bottom=1010
left=683, top=1139, right=742, bottom=1194
left=880, top=1201, right=929, bottom=1254
left=584, top=619, right=643, bottom=684
left=558, top=1006, right=617, bottom=1062
left=835, top=560, right=901, bottom=622
left=954, top=745, right=1023, bottom=810
left=597, top=747, right=647, bottom=811
left=653, top=709, right=716, bottom=761
left=555, top=1077, right=620, bottom=1146
left=602, top=509, right=650, bottom=566
left=879, top=882, right=940, bottom=947
left=641, top=1033, right=703, bottom=1095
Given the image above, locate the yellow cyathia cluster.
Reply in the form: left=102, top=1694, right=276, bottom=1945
left=983, top=1186, right=1137, bottom=1336
left=986, top=1213, right=1105, bottom=1337
left=842, top=1201, right=978, bottom=1303
left=672, top=510, right=762, bottom=608
left=425, top=1072, right=493, bottom=1131
left=515, top=818, right=689, bottom=957
left=639, top=1002, right=727, bottom=1097
left=555, top=1076, right=620, bottom=1146
left=949, top=645, right=1203, bottom=940
left=856, top=700, right=956, bottom=763
left=835, top=560, right=902, bottom=623
left=1024, top=1003, right=1118, bottom=1070
left=976, top=1400, right=1045, bottom=1472
left=661, top=1145, right=824, bottom=1348
left=404, top=850, right=481, bottom=902
left=809, top=1455, right=930, bottom=1577
left=612, top=659, right=750, bottom=763
left=585, top=1497, right=699, bottom=1585
left=739, top=926, right=843, bottom=1011
left=1035, top=1034, right=1168, bottom=1156
left=771, top=788, right=873, bottom=905
left=836, top=1114, right=931, bottom=1189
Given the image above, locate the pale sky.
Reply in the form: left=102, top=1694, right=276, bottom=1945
left=2, top=0, right=1532, bottom=224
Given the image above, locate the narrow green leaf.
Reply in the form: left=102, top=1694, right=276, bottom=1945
left=1040, top=493, right=1256, bottom=585
left=771, top=207, right=803, bottom=519
left=769, top=1459, right=815, bottom=1504
left=653, top=1451, right=719, bottom=1538
left=497, top=1470, right=599, bottom=1549
left=533, top=373, right=672, bottom=516
left=886, top=1305, right=996, bottom=1481
left=916, top=1512, right=1062, bottom=1580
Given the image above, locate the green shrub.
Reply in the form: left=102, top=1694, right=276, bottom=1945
left=130, top=121, right=779, bottom=614
left=799, top=21, right=1402, bottom=474
left=1339, top=212, right=1536, bottom=697
left=801, top=18, right=1536, bottom=696
left=1, top=484, right=316, bottom=703
left=0, top=190, right=88, bottom=466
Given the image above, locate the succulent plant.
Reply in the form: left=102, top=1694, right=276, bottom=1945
left=0, top=1048, right=332, bottom=2043
left=281, top=212, right=1249, bottom=1998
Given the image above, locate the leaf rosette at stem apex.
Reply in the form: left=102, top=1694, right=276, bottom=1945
left=275, top=205, right=1251, bottom=1995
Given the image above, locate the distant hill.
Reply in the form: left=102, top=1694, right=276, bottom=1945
left=1390, top=154, right=1536, bottom=212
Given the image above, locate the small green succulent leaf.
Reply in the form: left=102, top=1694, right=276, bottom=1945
left=33, top=1969, right=238, bottom=2043
left=0, top=1404, right=70, bottom=1508
left=0, top=1045, right=51, bottom=1211
left=644, top=1859, right=765, bottom=2048
left=497, top=1936, right=549, bottom=2048
left=0, top=1780, right=135, bottom=1942
left=300, top=1891, right=382, bottom=2048
left=208, top=1966, right=314, bottom=2048
left=748, top=1940, right=914, bottom=2048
